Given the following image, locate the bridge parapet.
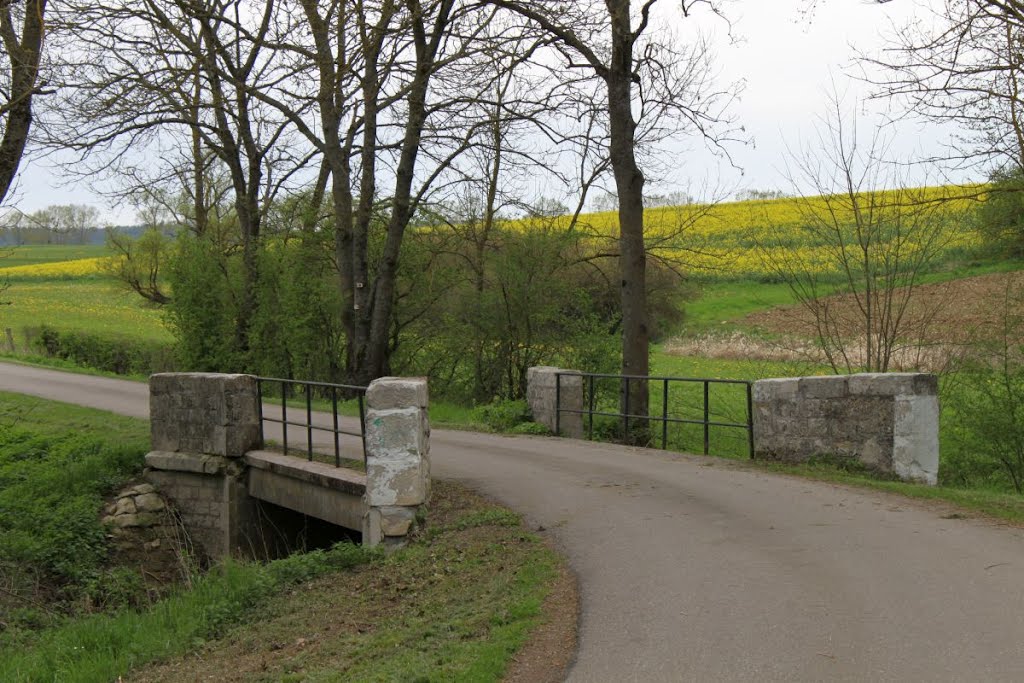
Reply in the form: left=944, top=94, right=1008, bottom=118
left=753, top=373, right=939, bottom=484
left=143, top=373, right=430, bottom=560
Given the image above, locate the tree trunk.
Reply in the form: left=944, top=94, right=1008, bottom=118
left=0, top=0, right=47, bottom=205
left=361, top=0, right=454, bottom=384
left=606, top=0, right=649, bottom=439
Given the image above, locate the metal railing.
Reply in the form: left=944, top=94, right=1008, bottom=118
left=555, top=372, right=754, bottom=458
left=255, top=377, right=367, bottom=467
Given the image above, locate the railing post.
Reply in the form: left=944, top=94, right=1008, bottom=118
left=332, top=386, right=340, bottom=468
left=662, top=380, right=669, bottom=450
left=703, top=380, right=710, bottom=456
left=358, top=393, right=367, bottom=468
left=555, top=373, right=562, bottom=437
left=746, top=382, right=754, bottom=460
left=306, top=384, right=313, bottom=461
left=588, top=375, right=596, bottom=441
left=256, top=379, right=264, bottom=445
left=623, top=377, right=630, bottom=439
left=281, top=380, right=288, bottom=456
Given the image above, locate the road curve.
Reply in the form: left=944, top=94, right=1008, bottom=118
left=2, top=362, right=1024, bottom=681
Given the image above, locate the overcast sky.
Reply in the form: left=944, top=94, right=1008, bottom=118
left=8, top=0, right=960, bottom=224
left=664, top=0, right=960, bottom=197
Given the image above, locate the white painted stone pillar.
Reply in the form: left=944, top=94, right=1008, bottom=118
left=362, top=377, right=430, bottom=548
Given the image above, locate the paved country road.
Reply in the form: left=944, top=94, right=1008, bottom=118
left=2, top=361, right=1024, bottom=681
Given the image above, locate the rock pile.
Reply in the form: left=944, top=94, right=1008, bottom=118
left=102, top=483, right=167, bottom=531
left=101, top=482, right=199, bottom=583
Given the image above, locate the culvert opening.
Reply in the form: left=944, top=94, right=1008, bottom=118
left=246, top=500, right=361, bottom=561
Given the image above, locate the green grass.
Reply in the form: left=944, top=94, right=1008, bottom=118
left=0, top=245, right=107, bottom=269
left=0, top=545, right=373, bottom=683
left=684, top=280, right=798, bottom=332
left=0, top=390, right=149, bottom=454
left=0, top=392, right=152, bottom=642
left=683, top=254, right=1024, bottom=335
left=1, top=481, right=561, bottom=683
left=0, top=278, right=171, bottom=343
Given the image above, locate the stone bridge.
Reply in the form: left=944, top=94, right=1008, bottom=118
left=143, top=373, right=429, bottom=560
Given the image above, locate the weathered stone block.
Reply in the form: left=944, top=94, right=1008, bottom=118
left=149, top=373, right=261, bottom=457
left=753, top=378, right=799, bottom=403
left=114, top=497, right=137, bottom=515
left=798, top=376, right=849, bottom=399
left=754, top=373, right=939, bottom=484
left=379, top=506, right=417, bottom=537
left=134, top=492, right=165, bottom=513
left=366, top=455, right=429, bottom=506
left=362, top=377, right=430, bottom=539
left=367, top=378, right=429, bottom=410
left=526, top=366, right=584, bottom=439
left=146, top=451, right=206, bottom=473
left=364, top=408, right=427, bottom=460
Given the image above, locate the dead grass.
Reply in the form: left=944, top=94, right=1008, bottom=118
left=667, top=271, right=1024, bottom=372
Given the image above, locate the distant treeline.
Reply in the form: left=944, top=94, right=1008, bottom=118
left=0, top=224, right=152, bottom=246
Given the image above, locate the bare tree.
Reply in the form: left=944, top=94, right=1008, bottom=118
left=0, top=0, right=47, bottom=205
left=758, top=97, right=954, bottom=374
left=865, top=0, right=1024, bottom=172
left=484, top=0, right=739, bottom=432
left=51, top=0, right=315, bottom=354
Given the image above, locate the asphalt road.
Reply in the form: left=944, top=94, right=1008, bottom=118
left=2, top=361, right=1024, bottom=681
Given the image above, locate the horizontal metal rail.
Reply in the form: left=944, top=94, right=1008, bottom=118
left=255, top=377, right=367, bottom=468
left=555, top=372, right=754, bottom=458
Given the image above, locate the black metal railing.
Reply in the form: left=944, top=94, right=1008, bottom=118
left=255, top=377, right=367, bottom=467
left=555, top=372, right=754, bottom=458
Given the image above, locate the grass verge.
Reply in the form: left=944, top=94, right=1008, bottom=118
left=745, top=459, right=1024, bottom=525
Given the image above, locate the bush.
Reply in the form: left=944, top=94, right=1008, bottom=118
left=31, top=325, right=175, bottom=376
left=469, top=399, right=531, bottom=432
left=944, top=366, right=1024, bottom=492
left=509, top=421, right=551, bottom=436
left=977, top=168, right=1024, bottom=255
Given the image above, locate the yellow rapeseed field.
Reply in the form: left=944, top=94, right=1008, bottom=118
left=0, top=257, right=112, bottom=279
left=508, top=185, right=981, bottom=279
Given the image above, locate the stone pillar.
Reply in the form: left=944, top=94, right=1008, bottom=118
left=526, top=366, right=584, bottom=439
left=149, top=373, right=262, bottom=457
left=752, top=373, right=939, bottom=485
left=362, top=377, right=430, bottom=549
left=144, top=373, right=262, bottom=559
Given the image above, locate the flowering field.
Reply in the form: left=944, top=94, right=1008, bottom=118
left=0, top=247, right=170, bottom=343
left=512, top=185, right=982, bottom=279
left=0, top=244, right=107, bottom=268
left=1, top=256, right=111, bottom=279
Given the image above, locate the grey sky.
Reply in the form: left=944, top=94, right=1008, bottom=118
left=8, top=0, right=961, bottom=223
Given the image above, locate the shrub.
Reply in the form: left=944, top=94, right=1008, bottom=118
left=31, top=325, right=175, bottom=376
left=977, top=168, right=1024, bottom=255
left=470, top=399, right=531, bottom=432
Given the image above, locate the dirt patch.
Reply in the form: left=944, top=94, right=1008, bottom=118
left=746, top=271, right=1024, bottom=344
left=129, top=479, right=578, bottom=683
left=701, top=271, right=1024, bottom=370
